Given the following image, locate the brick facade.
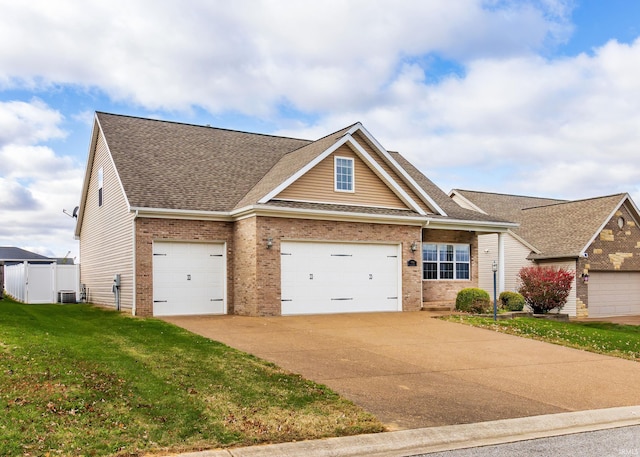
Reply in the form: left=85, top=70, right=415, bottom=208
left=135, top=218, right=235, bottom=317
left=249, top=216, right=423, bottom=315
left=578, top=205, right=640, bottom=313
left=133, top=216, right=481, bottom=316
left=421, top=229, right=479, bottom=304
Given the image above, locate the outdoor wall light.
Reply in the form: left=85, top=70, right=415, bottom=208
left=492, top=260, right=498, bottom=272
left=581, top=273, right=589, bottom=283
left=266, top=237, right=273, bottom=249
left=410, top=241, right=418, bottom=252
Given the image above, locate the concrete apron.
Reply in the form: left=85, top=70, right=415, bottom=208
left=161, top=312, right=640, bottom=431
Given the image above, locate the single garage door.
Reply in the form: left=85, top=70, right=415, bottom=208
left=152, top=241, right=226, bottom=316
left=589, top=271, right=640, bottom=317
left=280, top=241, right=401, bottom=315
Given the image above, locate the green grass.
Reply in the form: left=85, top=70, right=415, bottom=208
left=443, top=315, right=640, bottom=361
left=0, top=298, right=383, bottom=456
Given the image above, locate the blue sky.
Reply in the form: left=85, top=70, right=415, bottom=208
left=1, top=0, right=640, bottom=260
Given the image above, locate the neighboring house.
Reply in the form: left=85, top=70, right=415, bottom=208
left=75, top=112, right=514, bottom=317
left=450, top=190, right=640, bottom=318
left=0, top=246, right=54, bottom=292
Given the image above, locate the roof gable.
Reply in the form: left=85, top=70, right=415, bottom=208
left=273, top=144, right=408, bottom=209
left=76, top=112, right=514, bottom=230
left=453, top=190, right=637, bottom=258
left=256, top=124, right=449, bottom=216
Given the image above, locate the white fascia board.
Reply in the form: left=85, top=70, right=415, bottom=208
left=259, top=132, right=426, bottom=216
left=346, top=138, right=426, bottom=215
left=131, top=207, right=233, bottom=221
left=354, top=124, right=448, bottom=216
left=74, top=116, right=100, bottom=238
left=448, top=190, right=488, bottom=214
left=231, top=204, right=427, bottom=226
left=578, top=194, right=629, bottom=255
left=75, top=115, right=133, bottom=237
left=258, top=135, right=351, bottom=204
left=425, top=217, right=517, bottom=232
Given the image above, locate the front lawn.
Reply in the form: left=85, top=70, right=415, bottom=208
left=0, top=298, right=383, bottom=456
left=443, top=315, right=640, bottom=361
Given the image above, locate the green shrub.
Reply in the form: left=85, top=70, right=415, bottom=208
left=499, top=291, right=525, bottom=311
left=456, top=288, right=491, bottom=313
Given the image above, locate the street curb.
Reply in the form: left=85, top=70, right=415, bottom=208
left=170, top=405, right=640, bottom=457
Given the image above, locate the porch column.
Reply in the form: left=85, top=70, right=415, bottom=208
left=498, top=232, right=505, bottom=294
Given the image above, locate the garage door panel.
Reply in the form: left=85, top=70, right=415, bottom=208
left=589, top=272, right=640, bottom=317
left=153, top=242, right=226, bottom=316
left=281, top=241, right=400, bottom=315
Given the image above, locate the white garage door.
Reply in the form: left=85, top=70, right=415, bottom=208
left=280, top=241, right=401, bottom=315
left=589, top=272, right=640, bottom=317
left=152, top=242, right=226, bottom=316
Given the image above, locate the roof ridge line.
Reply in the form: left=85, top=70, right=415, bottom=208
left=95, top=111, right=313, bottom=142
left=522, top=193, right=628, bottom=211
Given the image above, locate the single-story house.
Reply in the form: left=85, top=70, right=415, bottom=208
left=450, top=190, right=640, bottom=318
left=75, top=112, right=515, bottom=317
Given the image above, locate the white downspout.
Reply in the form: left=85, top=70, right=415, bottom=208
left=498, top=232, right=505, bottom=294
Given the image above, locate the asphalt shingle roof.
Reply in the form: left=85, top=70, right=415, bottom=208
left=0, top=247, right=52, bottom=262
left=97, top=112, right=311, bottom=211
left=392, top=157, right=512, bottom=223
left=95, top=112, right=510, bottom=227
left=453, top=190, right=628, bottom=258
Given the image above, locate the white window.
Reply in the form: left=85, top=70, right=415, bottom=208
left=334, top=156, right=354, bottom=192
left=423, top=243, right=470, bottom=280
left=98, top=167, right=104, bottom=207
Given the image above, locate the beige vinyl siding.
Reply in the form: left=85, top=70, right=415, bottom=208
left=275, top=145, right=408, bottom=209
left=79, top=130, right=135, bottom=311
left=351, top=131, right=434, bottom=214
left=478, top=233, right=534, bottom=300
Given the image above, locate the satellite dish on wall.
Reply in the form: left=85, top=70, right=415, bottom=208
left=63, top=206, right=80, bottom=219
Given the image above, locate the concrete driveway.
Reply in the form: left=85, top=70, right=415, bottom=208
left=161, top=312, right=640, bottom=430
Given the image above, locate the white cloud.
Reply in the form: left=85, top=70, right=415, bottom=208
left=276, top=36, right=640, bottom=203
left=0, top=100, right=81, bottom=258
left=0, top=0, right=571, bottom=115
left=0, top=99, right=65, bottom=146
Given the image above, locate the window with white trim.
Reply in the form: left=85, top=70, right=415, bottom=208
left=422, top=243, right=470, bottom=280
left=334, top=156, right=354, bottom=192
left=98, top=167, right=104, bottom=207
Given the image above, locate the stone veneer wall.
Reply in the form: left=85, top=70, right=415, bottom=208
left=235, top=216, right=424, bottom=316
left=421, top=229, right=479, bottom=304
left=579, top=205, right=640, bottom=316
left=134, top=218, right=235, bottom=317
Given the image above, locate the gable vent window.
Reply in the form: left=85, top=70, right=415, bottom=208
left=335, top=156, right=354, bottom=192
left=98, top=167, right=104, bottom=207
left=423, top=243, right=470, bottom=280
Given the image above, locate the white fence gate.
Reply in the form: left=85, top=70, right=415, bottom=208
left=4, top=262, right=80, bottom=304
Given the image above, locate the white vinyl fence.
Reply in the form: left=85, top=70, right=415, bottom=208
left=4, top=262, right=80, bottom=304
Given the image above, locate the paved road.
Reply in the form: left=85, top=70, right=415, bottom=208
left=414, top=425, right=640, bottom=457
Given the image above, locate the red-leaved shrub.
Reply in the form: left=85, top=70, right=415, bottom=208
left=517, top=266, right=575, bottom=314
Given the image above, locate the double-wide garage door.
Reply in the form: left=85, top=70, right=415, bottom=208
left=589, top=272, right=640, bottom=317
left=280, top=241, right=401, bottom=315
left=152, top=242, right=226, bottom=316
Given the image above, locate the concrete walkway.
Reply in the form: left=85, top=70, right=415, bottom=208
left=161, top=312, right=640, bottom=431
